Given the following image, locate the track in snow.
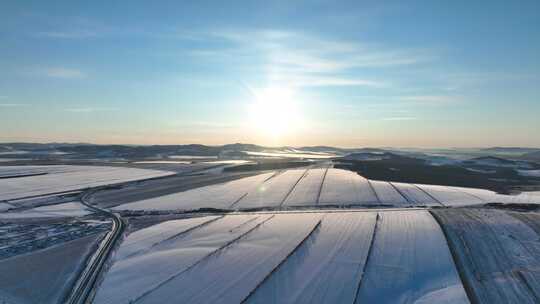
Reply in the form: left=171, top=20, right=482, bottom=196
left=432, top=208, right=540, bottom=304
left=245, top=212, right=377, bottom=303
left=355, top=210, right=469, bottom=304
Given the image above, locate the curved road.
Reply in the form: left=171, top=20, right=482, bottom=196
left=65, top=189, right=125, bottom=304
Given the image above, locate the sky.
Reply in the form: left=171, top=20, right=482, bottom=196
left=1, top=0, right=539, bottom=148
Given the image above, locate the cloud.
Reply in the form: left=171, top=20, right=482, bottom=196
left=399, top=95, right=461, bottom=105
left=0, top=103, right=28, bottom=107
left=181, top=29, right=431, bottom=88
left=64, top=107, right=117, bottom=113
left=35, top=30, right=99, bottom=39
left=24, top=67, right=86, bottom=79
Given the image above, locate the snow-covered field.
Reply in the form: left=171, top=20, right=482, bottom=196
left=246, top=212, right=376, bottom=303
left=389, top=182, right=441, bottom=206
left=112, top=172, right=274, bottom=211
left=235, top=169, right=308, bottom=208
left=94, top=210, right=475, bottom=304
left=433, top=209, right=540, bottom=303
left=0, top=165, right=174, bottom=201
left=0, top=233, right=104, bottom=303
left=356, top=211, right=469, bottom=303
left=112, top=168, right=539, bottom=212
left=318, top=169, right=379, bottom=206
left=0, top=201, right=91, bottom=219
left=369, top=180, right=409, bottom=206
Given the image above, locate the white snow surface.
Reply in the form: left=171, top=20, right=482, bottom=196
left=415, top=184, right=484, bottom=207
left=318, top=169, right=379, bottom=206
left=235, top=169, right=308, bottom=208
left=434, top=209, right=540, bottom=303
left=0, top=165, right=173, bottom=200
left=246, top=212, right=377, bottom=304
left=517, top=169, right=540, bottom=177
left=94, top=214, right=275, bottom=304
left=112, top=172, right=274, bottom=211
left=115, top=216, right=221, bottom=260
left=282, top=168, right=327, bottom=206
left=356, top=210, right=469, bottom=304
left=369, top=180, right=409, bottom=206
left=0, top=201, right=91, bottom=219
left=389, top=182, right=441, bottom=206
left=136, top=213, right=322, bottom=304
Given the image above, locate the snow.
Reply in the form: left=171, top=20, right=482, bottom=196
left=0, top=165, right=174, bottom=200
left=282, top=168, right=327, bottom=207
left=415, top=184, right=484, bottom=207
left=94, top=214, right=275, bottom=304
left=0, top=233, right=103, bottom=304
left=318, top=169, right=379, bottom=206
left=0, top=201, right=92, bottom=219
left=356, top=210, right=469, bottom=304
left=243, top=151, right=335, bottom=159
left=433, top=209, right=540, bottom=303
left=235, top=169, right=308, bottom=209
left=0, top=202, right=14, bottom=212
left=517, top=169, right=540, bottom=177
left=136, top=213, right=322, bottom=304
left=246, top=212, right=377, bottom=304
left=116, top=216, right=221, bottom=260
left=389, top=182, right=441, bottom=206
left=112, top=172, right=274, bottom=211
left=369, top=180, right=409, bottom=206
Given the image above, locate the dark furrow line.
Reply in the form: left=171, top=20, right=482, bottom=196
left=122, top=215, right=225, bottom=260
left=229, top=171, right=282, bottom=209
left=388, top=182, right=411, bottom=204
left=279, top=169, right=310, bottom=208
left=316, top=167, right=330, bottom=205
left=132, top=214, right=276, bottom=304
left=366, top=179, right=382, bottom=205
left=413, top=184, right=445, bottom=207
left=429, top=210, right=480, bottom=304
left=516, top=270, right=540, bottom=302
left=352, top=212, right=380, bottom=304
left=240, top=219, right=323, bottom=303
left=229, top=192, right=249, bottom=209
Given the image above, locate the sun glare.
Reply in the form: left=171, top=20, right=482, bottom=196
left=248, top=87, right=303, bottom=138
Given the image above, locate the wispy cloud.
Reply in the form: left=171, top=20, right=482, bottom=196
left=399, top=95, right=462, bottom=105
left=181, top=29, right=432, bottom=88
left=0, top=103, right=28, bottom=107
left=24, top=67, right=86, bottom=79
left=64, top=107, right=117, bottom=113
left=35, top=30, right=99, bottom=39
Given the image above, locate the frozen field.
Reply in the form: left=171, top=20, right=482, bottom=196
left=282, top=168, right=327, bottom=206
left=0, top=233, right=104, bottom=303
left=246, top=212, right=376, bottom=303
left=111, top=168, right=540, bottom=212
left=369, top=180, right=409, bottom=206
left=112, top=172, right=274, bottom=211
left=94, top=210, right=477, bottom=304
left=0, top=165, right=174, bottom=201
left=433, top=209, right=540, bottom=303
left=356, top=211, right=469, bottom=304
left=389, top=182, right=441, bottom=206
left=235, top=169, right=308, bottom=209
left=318, top=169, right=379, bottom=206
left=0, top=201, right=92, bottom=219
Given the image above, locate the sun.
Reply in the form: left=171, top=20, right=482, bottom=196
left=247, top=87, right=303, bottom=138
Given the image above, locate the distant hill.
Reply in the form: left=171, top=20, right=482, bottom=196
left=480, top=147, right=540, bottom=154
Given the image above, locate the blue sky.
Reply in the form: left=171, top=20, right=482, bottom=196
left=1, top=0, right=539, bottom=147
